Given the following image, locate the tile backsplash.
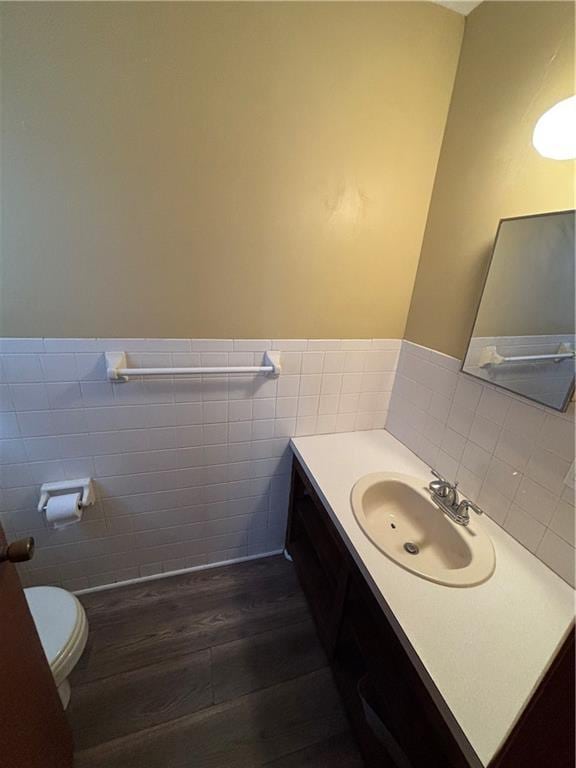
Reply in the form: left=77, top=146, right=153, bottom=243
left=0, top=338, right=398, bottom=590
left=386, top=341, right=575, bottom=587
left=2, top=336, right=573, bottom=591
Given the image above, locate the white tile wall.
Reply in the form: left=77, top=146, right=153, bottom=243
left=386, top=341, right=575, bottom=587
left=0, top=338, right=399, bottom=590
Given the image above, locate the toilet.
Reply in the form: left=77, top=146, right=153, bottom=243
left=24, top=586, right=88, bottom=709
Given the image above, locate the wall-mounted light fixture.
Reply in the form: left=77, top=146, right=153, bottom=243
left=532, top=95, right=576, bottom=160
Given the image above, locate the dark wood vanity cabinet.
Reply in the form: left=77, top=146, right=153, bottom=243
left=285, top=456, right=575, bottom=768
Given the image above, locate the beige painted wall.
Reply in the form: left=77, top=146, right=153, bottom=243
left=0, top=2, right=463, bottom=339
left=405, top=1, right=575, bottom=359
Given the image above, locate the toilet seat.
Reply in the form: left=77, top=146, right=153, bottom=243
left=24, top=586, right=88, bottom=706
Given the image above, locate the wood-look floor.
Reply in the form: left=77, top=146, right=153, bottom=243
left=69, top=555, right=364, bottom=767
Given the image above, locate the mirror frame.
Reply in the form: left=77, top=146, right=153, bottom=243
left=461, top=209, right=576, bottom=413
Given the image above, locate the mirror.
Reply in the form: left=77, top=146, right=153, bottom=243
left=462, top=210, right=575, bottom=411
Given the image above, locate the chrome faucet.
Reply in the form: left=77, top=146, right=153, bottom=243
left=428, top=470, right=484, bottom=526
left=429, top=469, right=459, bottom=507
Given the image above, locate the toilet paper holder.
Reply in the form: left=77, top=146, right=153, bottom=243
left=38, top=478, right=95, bottom=513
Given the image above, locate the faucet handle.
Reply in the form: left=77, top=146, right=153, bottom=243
left=457, top=499, right=484, bottom=516
left=430, top=469, right=457, bottom=488
left=467, top=500, right=484, bottom=516
left=429, top=470, right=458, bottom=502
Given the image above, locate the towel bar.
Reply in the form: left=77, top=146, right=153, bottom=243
left=105, top=351, right=281, bottom=381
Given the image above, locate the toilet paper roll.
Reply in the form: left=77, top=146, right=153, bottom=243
left=45, top=493, right=83, bottom=529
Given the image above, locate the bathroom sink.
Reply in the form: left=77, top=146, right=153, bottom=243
left=350, top=473, right=495, bottom=587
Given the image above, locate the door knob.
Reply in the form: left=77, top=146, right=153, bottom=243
left=0, top=537, right=35, bottom=563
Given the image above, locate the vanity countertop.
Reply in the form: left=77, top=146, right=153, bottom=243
left=290, top=429, right=574, bottom=768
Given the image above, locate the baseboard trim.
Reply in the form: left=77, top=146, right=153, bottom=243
left=73, top=549, right=284, bottom=596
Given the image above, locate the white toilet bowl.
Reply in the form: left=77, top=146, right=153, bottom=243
left=24, top=586, right=88, bottom=709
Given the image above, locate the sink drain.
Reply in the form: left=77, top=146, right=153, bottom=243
left=403, top=542, right=419, bottom=555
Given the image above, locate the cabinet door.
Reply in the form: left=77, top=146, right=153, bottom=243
left=286, top=460, right=348, bottom=655
left=357, top=676, right=414, bottom=768
left=333, top=614, right=414, bottom=768
left=341, top=576, right=469, bottom=768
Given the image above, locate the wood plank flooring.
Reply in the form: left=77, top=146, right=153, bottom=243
left=69, top=555, right=364, bottom=767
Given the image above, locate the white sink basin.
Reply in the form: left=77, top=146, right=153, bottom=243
left=351, top=472, right=495, bottom=587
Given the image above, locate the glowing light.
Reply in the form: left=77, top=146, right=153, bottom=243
left=532, top=95, right=576, bottom=160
